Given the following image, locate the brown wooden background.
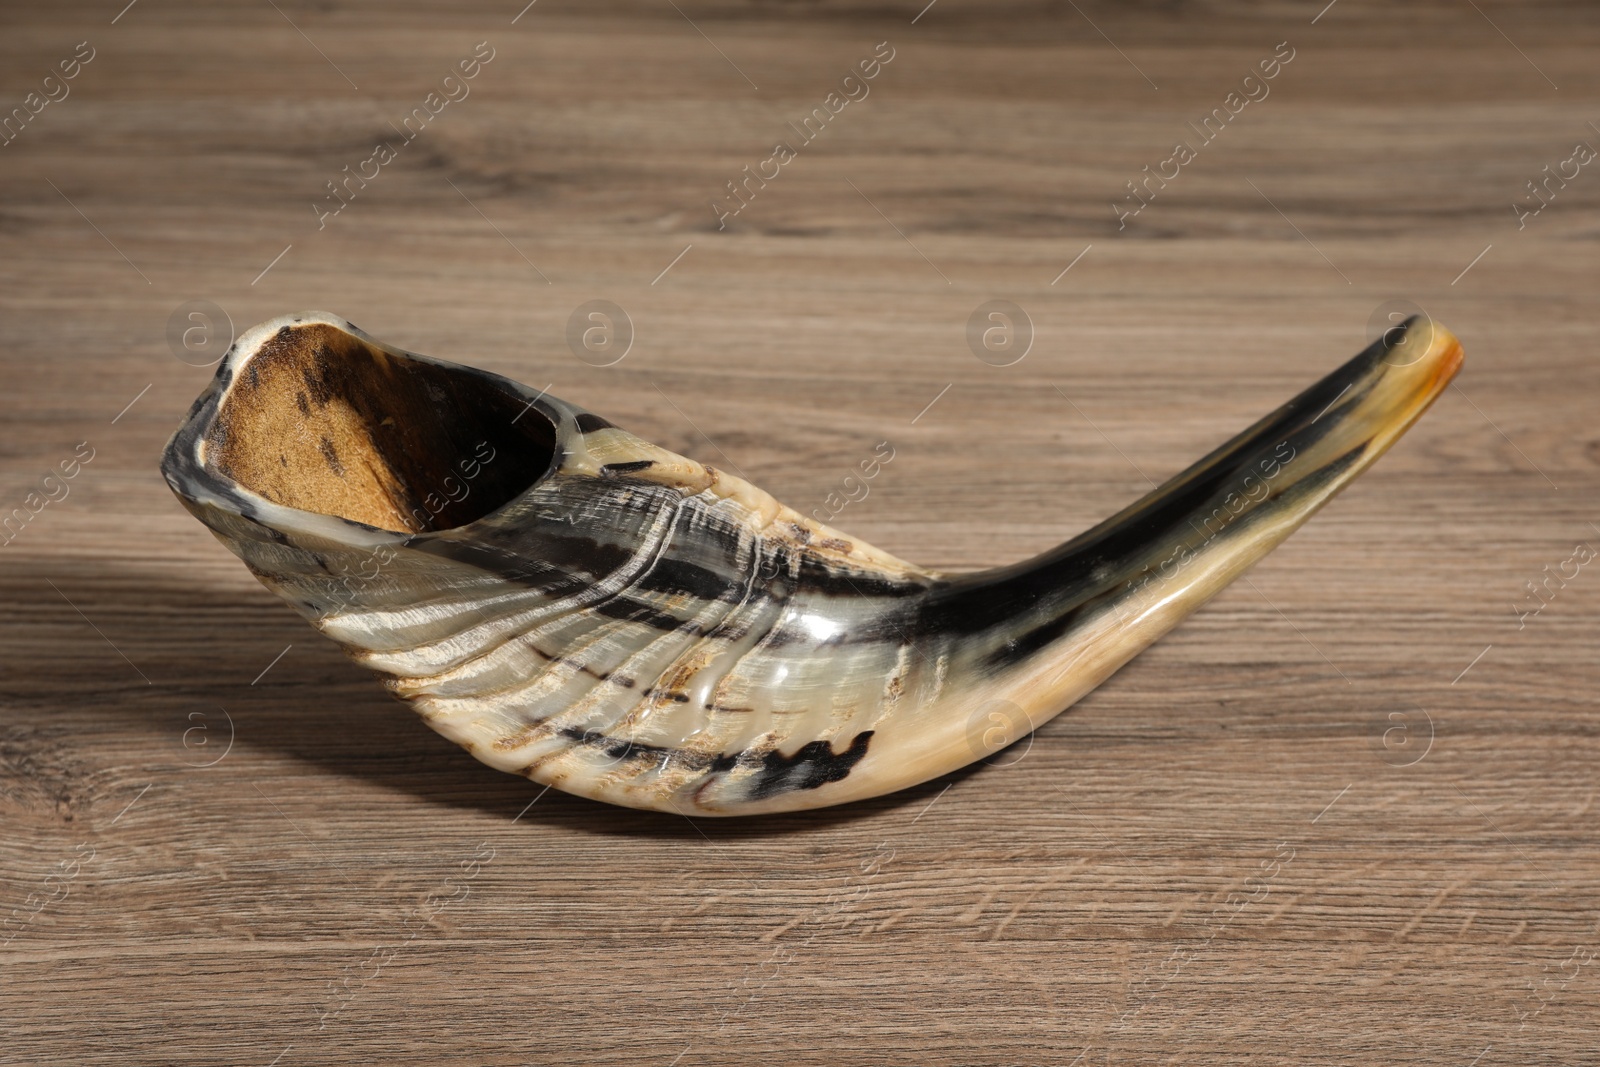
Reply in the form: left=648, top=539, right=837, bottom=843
left=2, top=1, right=1597, bottom=1063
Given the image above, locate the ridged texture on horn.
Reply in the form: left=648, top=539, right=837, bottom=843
left=161, top=312, right=1462, bottom=815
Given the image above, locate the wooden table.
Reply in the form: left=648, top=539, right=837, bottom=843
left=3, top=1, right=1596, bottom=1063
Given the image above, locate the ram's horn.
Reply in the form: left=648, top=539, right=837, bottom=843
left=161, top=312, right=1462, bottom=815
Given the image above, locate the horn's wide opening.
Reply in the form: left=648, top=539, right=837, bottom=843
left=205, top=322, right=557, bottom=534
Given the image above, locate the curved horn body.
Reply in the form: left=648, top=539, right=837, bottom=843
left=161, top=312, right=1462, bottom=815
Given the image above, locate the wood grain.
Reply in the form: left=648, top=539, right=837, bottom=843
left=2, top=1, right=1597, bottom=1063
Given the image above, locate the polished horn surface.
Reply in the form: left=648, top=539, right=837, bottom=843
left=161, top=312, right=1462, bottom=815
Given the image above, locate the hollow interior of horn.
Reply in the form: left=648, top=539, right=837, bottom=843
left=203, top=323, right=558, bottom=534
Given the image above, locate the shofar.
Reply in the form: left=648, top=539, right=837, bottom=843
left=162, top=312, right=1462, bottom=815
